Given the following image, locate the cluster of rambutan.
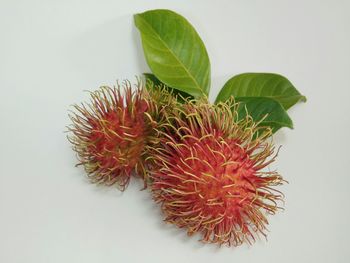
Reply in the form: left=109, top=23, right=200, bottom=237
left=68, top=80, right=285, bottom=246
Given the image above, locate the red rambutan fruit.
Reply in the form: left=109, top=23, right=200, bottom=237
left=68, top=81, right=162, bottom=190
left=149, top=100, right=285, bottom=246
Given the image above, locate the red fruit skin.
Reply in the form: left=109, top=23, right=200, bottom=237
left=68, top=84, right=152, bottom=190
left=150, top=102, right=284, bottom=246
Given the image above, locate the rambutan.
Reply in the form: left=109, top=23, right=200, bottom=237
left=68, top=81, right=164, bottom=190
left=149, top=100, right=285, bottom=246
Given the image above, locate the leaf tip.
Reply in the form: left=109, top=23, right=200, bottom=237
left=300, top=95, right=307, bottom=103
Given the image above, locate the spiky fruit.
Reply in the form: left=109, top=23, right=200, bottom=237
left=149, top=100, right=284, bottom=246
left=68, top=81, right=160, bottom=190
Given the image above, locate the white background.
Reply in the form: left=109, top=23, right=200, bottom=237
left=1, top=0, right=349, bottom=262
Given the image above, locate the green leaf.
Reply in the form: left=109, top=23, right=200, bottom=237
left=236, top=97, right=293, bottom=133
left=215, top=73, right=306, bottom=110
left=134, top=9, right=211, bottom=99
left=143, top=73, right=194, bottom=101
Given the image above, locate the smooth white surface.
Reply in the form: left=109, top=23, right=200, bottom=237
left=1, top=0, right=349, bottom=262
